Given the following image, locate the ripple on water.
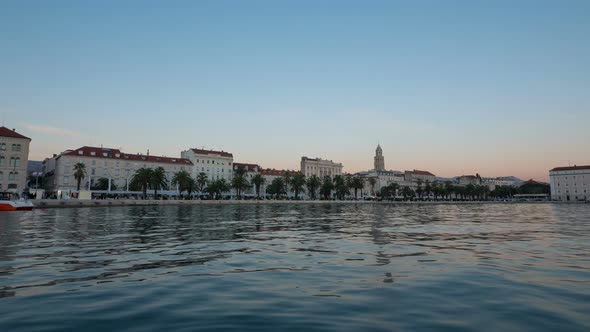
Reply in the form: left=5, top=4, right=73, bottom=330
left=0, top=203, right=589, bottom=331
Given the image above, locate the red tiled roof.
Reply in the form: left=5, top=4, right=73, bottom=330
left=62, top=146, right=193, bottom=165
left=0, top=127, right=31, bottom=140
left=234, top=162, right=261, bottom=172
left=190, top=148, right=233, bottom=158
left=550, top=165, right=590, bottom=172
left=407, top=169, right=435, bottom=176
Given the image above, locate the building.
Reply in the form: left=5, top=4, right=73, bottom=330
left=260, top=168, right=300, bottom=198
left=44, top=146, right=192, bottom=192
left=481, top=176, right=517, bottom=191
left=0, top=127, right=31, bottom=194
left=549, top=165, right=590, bottom=201
left=374, top=144, right=385, bottom=171
left=356, top=169, right=405, bottom=196
left=233, top=162, right=261, bottom=196
left=457, top=174, right=482, bottom=186
left=404, top=169, right=436, bottom=183
left=181, top=148, right=233, bottom=181
left=301, top=157, right=343, bottom=178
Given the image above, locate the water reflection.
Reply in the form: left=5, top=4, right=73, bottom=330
left=0, top=203, right=589, bottom=332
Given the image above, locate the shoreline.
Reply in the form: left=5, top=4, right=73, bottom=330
left=28, top=199, right=586, bottom=209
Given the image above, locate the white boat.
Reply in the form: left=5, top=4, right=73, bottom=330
left=0, top=193, right=34, bottom=211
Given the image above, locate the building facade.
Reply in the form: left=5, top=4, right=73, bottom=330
left=181, top=148, right=233, bottom=182
left=301, top=157, right=343, bottom=178
left=404, top=169, right=436, bottom=183
left=374, top=144, right=385, bottom=171
left=44, top=146, right=192, bottom=192
left=0, top=127, right=31, bottom=194
left=549, top=165, right=590, bottom=201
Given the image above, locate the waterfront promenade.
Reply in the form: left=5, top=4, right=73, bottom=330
left=29, top=198, right=572, bottom=209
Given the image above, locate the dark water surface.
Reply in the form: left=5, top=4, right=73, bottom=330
left=1, top=203, right=589, bottom=331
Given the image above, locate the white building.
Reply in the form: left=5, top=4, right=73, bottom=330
left=181, top=148, right=233, bottom=181
left=404, top=169, right=436, bottom=183
left=44, top=146, right=192, bottom=192
left=481, top=177, right=516, bottom=191
left=301, top=157, right=343, bottom=178
left=549, top=165, right=590, bottom=201
left=0, top=127, right=31, bottom=194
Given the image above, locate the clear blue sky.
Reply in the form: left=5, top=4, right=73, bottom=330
left=1, top=0, right=589, bottom=180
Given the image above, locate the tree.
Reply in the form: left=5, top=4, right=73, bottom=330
left=465, top=184, right=476, bottom=200
left=283, top=171, right=292, bottom=198
left=424, top=181, right=432, bottom=200
left=368, top=177, right=377, bottom=196
left=267, top=177, right=286, bottom=199
left=306, top=175, right=321, bottom=200
left=415, top=179, right=424, bottom=199
left=290, top=173, right=306, bottom=200
left=171, top=170, right=192, bottom=194
left=207, top=178, right=230, bottom=200
left=196, top=172, right=208, bottom=194
left=320, top=176, right=335, bottom=200
left=73, top=162, right=87, bottom=191
left=150, top=167, right=168, bottom=199
left=251, top=173, right=266, bottom=199
left=333, top=175, right=349, bottom=200
left=231, top=166, right=250, bottom=199
left=351, top=177, right=365, bottom=199
left=401, top=186, right=415, bottom=200
left=92, top=177, right=116, bottom=191
left=130, top=168, right=152, bottom=199
left=445, top=182, right=455, bottom=200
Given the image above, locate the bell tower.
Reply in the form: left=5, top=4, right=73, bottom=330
left=374, top=144, right=385, bottom=171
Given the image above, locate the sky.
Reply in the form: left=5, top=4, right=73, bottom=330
left=1, top=0, right=589, bottom=181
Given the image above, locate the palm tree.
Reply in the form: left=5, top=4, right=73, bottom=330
left=196, top=172, right=208, bottom=194
left=290, top=173, right=306, bottom=200
left=445, top=182, right=455, bottom=200
left=351, top=177, right=365, bottom=199
left=150, top=167, right=168, bottom=199
left=306, top=175, right=321, bottom=200
left=333, top=175, right=349, bottom=200
left=251, top=173, right=266, bottom=199
left=267, top=177, right=286, bottom=199
left=171, top=170, right=192, bottom=194
left=231, top=169, right=250, bottom=200
left=73, top=162, right=87, bottom=191
left=424, top=181, right=432, bottom=200
left=92, top=177, right=114, bottom=190
left=320, top=176, right=335, bottom=200
left=368, top=177, right=377, bottom=196
left=389, top=182, right=400, bottom=199
left=131, top=168, right=153, bottom=199
left=415, top=179, right=424, bottom=199
left=283, top=171, right=292, bottom=198
left=207, top=178, right=230, bottom=200
left=401, top=186, right=415, bottom=200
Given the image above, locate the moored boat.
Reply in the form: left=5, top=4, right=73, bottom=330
left=0, top=193, right=34, bottom=211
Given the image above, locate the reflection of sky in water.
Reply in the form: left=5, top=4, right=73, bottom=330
left=0, top=204, right=589, bottom=331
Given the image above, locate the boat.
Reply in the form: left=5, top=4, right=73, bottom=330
left=0, top=192, right=34, bottom=211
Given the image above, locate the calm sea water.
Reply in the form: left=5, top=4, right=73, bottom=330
left=1, top=203, right=589, bottom=332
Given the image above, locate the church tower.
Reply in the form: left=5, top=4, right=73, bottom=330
left=374, top=144, right=385, bottom=171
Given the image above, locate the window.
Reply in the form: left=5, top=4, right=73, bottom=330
left=64, top=176, right=69, bottom=184
left=0, top=143, right=5, bottom=150
left=78, top=150, right=83, bottom=155
left=15, top=157, right=20, bottom=167
left=91, top=151, right=96, bottom=156
left=0, top=171, right=2, bottom=180
left=9, top=157, right=15, bottom=167
left=12, top=144, right=21, bottom=152
left=91, top=168, right=96, bottom=175
left=0, top=156, right=4, bottom=166
left=212, top=160, right=215, bottom=164
left=92, top=160, right=96, bottom=166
